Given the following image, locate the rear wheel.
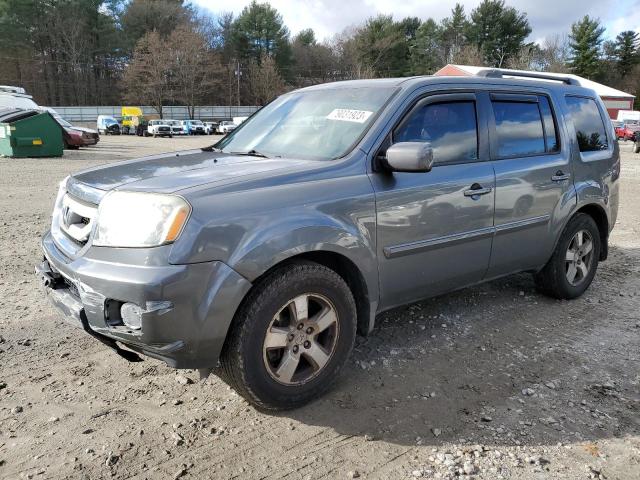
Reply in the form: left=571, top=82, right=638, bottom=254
left=534, top=213, right=600, bottom=299
left=219, top=261, right=357, bottom=410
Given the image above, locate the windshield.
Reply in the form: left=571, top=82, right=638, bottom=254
left=192, top=120, right=203, bottom=125
left=216, top=86, right=397, bottom=160
left=104, top=118, right=116, bottom=125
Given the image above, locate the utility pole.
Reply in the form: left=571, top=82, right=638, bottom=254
left=234, top=60, right=242, bottom=115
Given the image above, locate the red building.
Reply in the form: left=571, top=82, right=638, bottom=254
left=434, top=64, right=635, bottom=120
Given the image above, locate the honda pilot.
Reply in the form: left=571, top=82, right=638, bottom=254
left=37, top=70, right=619, bottom=410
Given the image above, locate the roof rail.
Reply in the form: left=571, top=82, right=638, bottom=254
left=475, top=69, right=581, bottom=86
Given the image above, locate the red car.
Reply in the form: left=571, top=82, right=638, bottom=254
left=62, top=127, right=91, bottom=149
left=45, top=107, right=100, bottom=149
left=615, top=122, right=640, bottom=141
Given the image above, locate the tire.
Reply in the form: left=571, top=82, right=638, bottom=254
left=219, top=261, right=357, bottom=411
left=534, top=213, right=601, bottom=299
left=634, top=142, right=640, bottom=154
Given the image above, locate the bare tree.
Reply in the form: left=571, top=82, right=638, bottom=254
left=451, top=45, right=486, bottom=66
left=248, top=54, right=287, bottom=105
left=538, top=35, right=571, bottom=72
left=168, top=25, right=224, bottom=117
left=123, top=31, right=174, bottom=118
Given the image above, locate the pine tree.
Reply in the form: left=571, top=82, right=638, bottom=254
left=568, top=16, right=605, bottom=79
left=615, top=30, right=639, bottom=77
left=466, top=0, right=531, bottom=67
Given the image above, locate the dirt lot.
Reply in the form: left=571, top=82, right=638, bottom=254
left=0, top=135, right=638, bottom=480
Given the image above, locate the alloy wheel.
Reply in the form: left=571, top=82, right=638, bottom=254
left=565, top=229, right=594, bottom=286
left=262, top=293, right=339, bottom=385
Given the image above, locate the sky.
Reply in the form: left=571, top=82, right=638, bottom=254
left=191, top=0, right=640, bottom=45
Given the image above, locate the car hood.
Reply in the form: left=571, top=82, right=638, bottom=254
left=69, top=126, right=98, bottom=134
left=70, top=149, right=318, bottom=196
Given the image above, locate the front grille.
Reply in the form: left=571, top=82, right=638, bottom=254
left=57, top=194, right=97, bottom=245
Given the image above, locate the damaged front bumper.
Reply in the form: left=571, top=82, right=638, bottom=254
left=37, top=231, right=252, bottom=369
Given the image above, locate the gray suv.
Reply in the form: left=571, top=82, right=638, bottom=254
left=37, top=70, right=619, bottom=410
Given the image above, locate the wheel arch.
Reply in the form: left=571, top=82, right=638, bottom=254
left=575, top=203, right=609, bottom=261
left=245, top=250, right=375, bottom=337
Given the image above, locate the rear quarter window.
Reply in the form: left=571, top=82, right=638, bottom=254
left=564, top=96, right=609, bottom=152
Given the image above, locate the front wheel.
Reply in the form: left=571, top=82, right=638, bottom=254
left=219, top=261, right=357, bottom=410
left=534, top=213, right=601, bottom=299
left=634, top=142, right=640, bottom=153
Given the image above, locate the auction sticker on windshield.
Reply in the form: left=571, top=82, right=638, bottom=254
left=327, top=109, right=373, bottom=123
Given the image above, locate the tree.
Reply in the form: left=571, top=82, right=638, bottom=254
left=120, top=0, right=192, bottom=51
left=615, top=30, right=639, bottom=77
left=568, top=15, right=605, bottom=79
left=231, top=1, right=292, bottom=74
left=291, top=29, right=337, bottom=86
left=123, top=31, right=173, bottom=118
left=0, top=0, right=123, bottom=105
left=536, top=35, right=571, bottom=72
left=440, top=4, right=468, bottom=63
left=168, top=25, right=223, bottom=118
left=410, top=19, right=444, bottom=74
left=451, top=44, right=485, bottom=66
left=353, top=15, right=411, bottom=76
left=466, top=0, right=531, bottom=67
left=248, top=54, right=286, bottom=105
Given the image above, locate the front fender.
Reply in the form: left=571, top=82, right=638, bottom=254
left=169, top=171, right=379, bottom=306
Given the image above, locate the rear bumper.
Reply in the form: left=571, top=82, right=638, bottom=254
left=38, top=231, right=252, bottom=368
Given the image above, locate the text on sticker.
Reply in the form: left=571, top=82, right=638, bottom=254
left=327, top=109, right=373, bottom=123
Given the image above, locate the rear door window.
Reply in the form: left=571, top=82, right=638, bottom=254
left=491, top=101, right=545, bottom=157
left=565, top=96, right=609, bottom=152
left=393, top=101, right=478, bottom=166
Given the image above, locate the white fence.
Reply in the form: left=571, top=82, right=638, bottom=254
left=53, top=105, right=260, bottom=122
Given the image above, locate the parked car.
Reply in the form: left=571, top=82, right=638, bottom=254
left=97, top=115, right=121, bottom=135
left=45, top=107, right=99, bottom=149
left=147, top=119, right=172, bottom=138
left=37, top=71, right=619, bottom=410
left=203, top=121, right=218, bottom=135
left=633, top=131, right=640, bottom=153
left=165, top=120, right=186, bottom=136
left=181, top=119, right=206, bottom=135
left=615, top=122, right=640, bottom=141
left=612, top=120, right=623, bottom=138
left=216, top=120, right=236, bottom=134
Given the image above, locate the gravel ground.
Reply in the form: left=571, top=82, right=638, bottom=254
left=0, top=135, right=638, bottom=480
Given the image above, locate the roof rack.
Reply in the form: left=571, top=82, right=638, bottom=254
left=475, top=69, right=581, bottom=86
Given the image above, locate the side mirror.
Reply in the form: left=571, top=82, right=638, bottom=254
left=382, top=142, right=434, bottom=173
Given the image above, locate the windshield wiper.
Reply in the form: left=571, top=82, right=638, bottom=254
left=201, top=145, right=222, bottom=152
left=229, top=149, right=270, bottom=158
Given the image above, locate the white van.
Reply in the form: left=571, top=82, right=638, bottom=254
left=96, top=115, right=121, bottom=135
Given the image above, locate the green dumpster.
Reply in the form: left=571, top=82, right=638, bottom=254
left=0, top=108, right=63, bottom=158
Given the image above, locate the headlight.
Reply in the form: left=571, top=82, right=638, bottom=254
left=93, top=191, right=191, bottom=248
left=52, top=176, right=69, bottom=220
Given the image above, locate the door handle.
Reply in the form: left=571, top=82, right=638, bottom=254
left=551, top=171, right=570, bottom=182
left=463, top=184, right=493, bottom=197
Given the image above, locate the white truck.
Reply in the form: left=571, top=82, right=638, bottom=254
left=616, top=110, right=640, bottom=124
left=147, top=119, right=172, bottom=138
